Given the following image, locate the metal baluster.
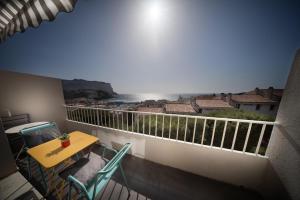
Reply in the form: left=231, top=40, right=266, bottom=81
left=137, top=114, right=139, bottom=133
left=210, top=120, right=217, bottom=147
left=162, top=115, right=165, bottom=138
left=192, top=118, right=197, bottom=143
left=255, top=124, right=266, bottom=155
left=122, top=111, right=124, bottom=130
left=149, top=115, right=151, bottom=135
left=184, top=117, right=188, bottom=141
left=155, top=114, right=158, bottom=136
left=127, top=112, right=129, bottom=131
left=112, top=111, right=115, bottom=128
left=176, top=116, right=179, bottom=140
left=169, top=116, right=172, bottom=139
left=100, top=110, right=103, bottom=126
left=132, top=112, right=134, bottom=132
left=231, top=122, right=240, bottom=150
left=104, top=110, right=107, bottom=127
left=201, top=119, right=207, bottom=144
left=80, top=108, right=83, bottom=122
left=96, top=109, right=100, bottom=125
left=108, top=111, right=111, bottom=127
left=143, top=114, right=145, bottom=134
left=243, top=123, right=252, bottom=152
left=220, top=121, right=228, bottom=149
left=117, top=112, right=119, bottom=129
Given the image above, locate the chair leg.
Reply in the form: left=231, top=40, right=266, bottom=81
left=68, top=182, right=72, bottom=200
left=119, top=163, right=130, bottom=194
left=38, top=164, right=48, bottom=194
left=27, top=156, right=31, bottom=179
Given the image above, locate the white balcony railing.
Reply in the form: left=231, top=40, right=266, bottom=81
left=64, top=105, right=275, bottom=157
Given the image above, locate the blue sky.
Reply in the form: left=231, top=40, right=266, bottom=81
left=0, top=0, right=299, bottom=93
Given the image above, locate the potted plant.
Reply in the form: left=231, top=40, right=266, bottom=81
left=59, top=133, right=70, bottom=148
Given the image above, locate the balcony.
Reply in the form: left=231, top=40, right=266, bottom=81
left=1, top=60, right=299, bottom=200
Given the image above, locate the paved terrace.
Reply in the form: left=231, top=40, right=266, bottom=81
left=18, top=145, right=262, bottom=200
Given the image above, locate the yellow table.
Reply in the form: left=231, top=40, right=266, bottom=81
left=27, top=131, right=99, bottom=169
left=27, top=131, right=98, bottom=196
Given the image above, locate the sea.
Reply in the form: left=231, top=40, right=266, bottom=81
left=106, top=93, right=207, bottom=103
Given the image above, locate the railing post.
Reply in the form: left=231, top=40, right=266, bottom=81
left=100, top=109, right=103, bottom=126
left=80, top=107, right=83, bottom=122
left=162, top=115, right=165, bottom=138
left=111, top=110, right=115, bottom=128
left=117, top=112, right=119, bottom=129
left=201, top=119, right=207, bottom=144
left=108, top=111, right=111, bottom=128
left=132, top=112, right=134, bottom=132
left=184, top=117, right=188, bottom=142
left=155, top=114, right=158, bottom=137
left=169, top=116, right=172, bottom=139
left=176, top=116, right=179, bottom=140
left=210, top=120, right=217, bottom=147
left=231, top=122, right=240, bottom=150
left=192, top=118, right=197, bottom=143
left=220, top=121, right=228, bottom=149
left=127, top=112, right=129, bottom=131
left=122, top=112, right=124, bottom=130
left=255, top=124, right=266, bottom=155
left=243, top=123, right=252, bottom=153
left=96, top=109, right=100, bottom=125
left=143, top=114, right=145, bottom=134
left=149, top=115, right=151, bottom=135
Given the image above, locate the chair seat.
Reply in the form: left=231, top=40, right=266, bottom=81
left=59, top=152, right=106, bottom=186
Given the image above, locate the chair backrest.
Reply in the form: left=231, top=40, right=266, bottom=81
left=20, top=122, right=61, bottom=148
left=68, top=143, right=132, bottom=200
left=98, top=143, right=132, bottom=177
left=0, top=114, right=30, bottom=130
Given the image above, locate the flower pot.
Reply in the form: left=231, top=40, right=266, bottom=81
left=61, top=139, right=70, bottom=148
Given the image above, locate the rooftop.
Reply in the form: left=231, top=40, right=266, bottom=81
left=196, top=99, right=232, bottom=109
left=231, top=94, right=276, bottom=104
left=165, top=103, right=196, bottom=113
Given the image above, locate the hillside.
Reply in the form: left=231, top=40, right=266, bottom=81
left=62, top=79, right=116, bottom=100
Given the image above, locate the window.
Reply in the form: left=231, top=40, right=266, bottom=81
left=256, top=104, right=260, bottom=110
left=270, top=104, right=275, bottom=111
left=236, top=104, right=240, bottom=109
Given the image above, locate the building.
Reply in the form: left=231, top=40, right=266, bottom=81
left=165, top=103, right=197, bottom=114
left=196, top=99, right=233, bottom=114
left=228, top=93, right=280, bottom=116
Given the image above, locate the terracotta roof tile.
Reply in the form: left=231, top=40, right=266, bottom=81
left=196, top=100, right=232, bottom=108
left=231, top=95, right=275, bottom=103
left=165, top=104, right=196, bottom=113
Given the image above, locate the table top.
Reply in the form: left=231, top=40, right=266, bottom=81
left=27, top=131, right=98, bottom=169
left=5, top=122, right=49, bottom=134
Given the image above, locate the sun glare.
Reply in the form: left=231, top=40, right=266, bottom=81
left=145, top=1, right=165, bottom=26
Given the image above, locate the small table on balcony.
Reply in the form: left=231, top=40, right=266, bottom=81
left=27, top=131, right=99, bottom=194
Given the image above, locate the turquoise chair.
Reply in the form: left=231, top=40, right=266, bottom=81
left=20, top=122, right=62, bottom=190
left=60, top=143, right=132, bottom=200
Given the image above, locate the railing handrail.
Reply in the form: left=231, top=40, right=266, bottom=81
left=64, top=105, right=275, bottom=157
left=64, top=105, right=275, bottom=125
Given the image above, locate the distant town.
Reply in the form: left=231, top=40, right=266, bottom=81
left=63, top=79, right=283, bottom=118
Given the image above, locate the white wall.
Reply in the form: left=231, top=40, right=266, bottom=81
left=267, top=50, right=300, bottom=200
left=239, top=104, right=278, bottom=117
left=0, top=70, right=67, bottom=131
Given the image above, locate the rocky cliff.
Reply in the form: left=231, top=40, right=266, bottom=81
left=62, top=79, right=116, bottom=100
